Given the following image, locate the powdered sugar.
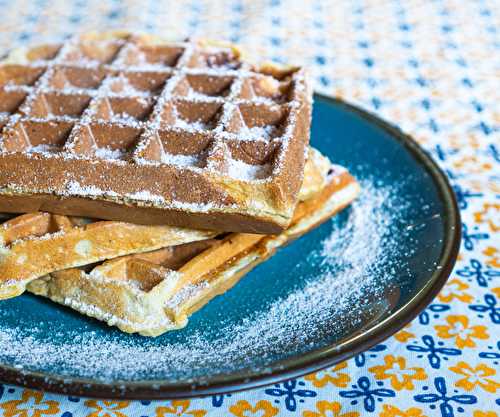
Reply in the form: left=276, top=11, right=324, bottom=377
left=160, top=152, right=201, bottom=167
left=239, top=125, right=278, bottom=141
left=125, top=190, right=165, bottom=205
left=0, top=179, right=412, bottom=383
left=93, top=146, right=127, bottom=160
left=173, top=118, right=210, bottom=131
left=101, top=75, right=153, bottom=98
left=227, top=159, right=271, bottom=181
left=65, top=181, right=119, bottom=199
left=27, top=144, right=62, bottom=154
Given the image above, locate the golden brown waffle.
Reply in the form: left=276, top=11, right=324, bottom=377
left=0, top=31, right=312, bottom=233
left=0, top=213, right=215, bottom=300
left=0, top=147, right=324, bottom=301
left=29, top=159, right=359, bottom=336
left=0, top=147, right=327, bottom=301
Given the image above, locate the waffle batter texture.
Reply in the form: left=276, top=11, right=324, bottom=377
left=0, top=212, right=215, bottom=299
left=0, top=31, right=312, bottom=233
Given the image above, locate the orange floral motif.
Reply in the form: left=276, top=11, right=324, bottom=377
left=84, top=400, right=130, bottom=417
left=468, top=179, right=500, bottom=194
left=379, top=405, right=428, bottom=417
left=449, top=361, right=500, bottom=393
left=229, top=400, right=278, bottom=417
left=474, top=203, right=500, bottom=232
left=0, top=390, right=59, bottom=417
left=394, top=325, right=416, bottom=343
left=368, top=355, right=427, bottom=390
left=304, top=361, right=350, bottom=388
left=413, top=133, right=430, bottom=146
left=438, top=278, right=473, bottom=303
left=448, top=132, right=480, bottom=150
left=156, top=400, right=206, bottom=417
left=473, top=411, right=498, bottom=417
left=452, top=156, right=492, bottom=173
left=435, top=315, right=489, bottom=348
left=483, top=247, right=500, bottom=268
left=302, top=400, right=359, bottom=417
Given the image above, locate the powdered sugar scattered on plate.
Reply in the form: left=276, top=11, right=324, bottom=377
left=0, top=179, right=412, bottom=383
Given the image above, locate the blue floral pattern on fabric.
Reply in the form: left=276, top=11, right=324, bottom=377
left=339, top=376, right=395, bottom=412
left=414, top=377, right=477, bottom=417
left=264, top=380, right=317, bottom=411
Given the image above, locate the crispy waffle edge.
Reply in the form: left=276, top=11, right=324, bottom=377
left=0, top=216, right=216, bottom=300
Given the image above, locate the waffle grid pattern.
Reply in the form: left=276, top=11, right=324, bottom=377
left=0, top=210, right=215, bottom=299
left=0, top=34, right=307, bottom=184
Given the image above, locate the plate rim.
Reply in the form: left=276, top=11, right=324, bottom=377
left=0, top=94, right=461, bottom=399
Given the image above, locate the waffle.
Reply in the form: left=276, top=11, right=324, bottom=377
left=28, top=152, right=359, bottom=336
left=0, top=31, right=312, bottom=233
left=0, top=147, right=326, bottom=300
left=0, top=212, right=215, bottom=300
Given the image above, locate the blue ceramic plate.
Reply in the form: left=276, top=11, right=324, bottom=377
left=0, top=95, right=460, bottom=399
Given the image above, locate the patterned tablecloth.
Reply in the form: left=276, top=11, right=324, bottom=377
left=0, top=1, right=498, bottom=416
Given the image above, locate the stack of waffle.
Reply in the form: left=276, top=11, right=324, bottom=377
left=0, top=32, right=360, bottom=336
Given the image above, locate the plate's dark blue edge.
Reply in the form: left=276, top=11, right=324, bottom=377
left=0, top=94, right=461, bottom=399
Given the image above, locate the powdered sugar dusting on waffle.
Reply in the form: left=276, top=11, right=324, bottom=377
left=126, top=190, right=166, bottom=205
left=227, top=159, right=271, bottom=181
left=161, top=152, right=202, bottom=167
left=65, top=181, right=120, bottom=199
left=93, top=146, right=127, bottom=160
left=0, top=32, right=311, bottom=225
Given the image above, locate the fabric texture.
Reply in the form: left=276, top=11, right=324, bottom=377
left=0, top=1, right=498, bottom=416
